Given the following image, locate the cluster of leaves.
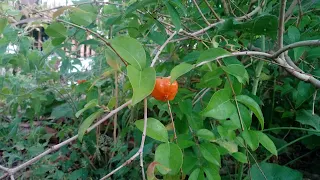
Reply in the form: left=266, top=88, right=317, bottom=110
left=1, top=0, right=320, bottom=179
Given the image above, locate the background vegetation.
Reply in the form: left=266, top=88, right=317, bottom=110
left=0, top=0, right=320, bottom=179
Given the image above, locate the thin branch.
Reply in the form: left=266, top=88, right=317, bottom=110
left=277, top=0, right=287, bottom=59
left=0, top=165, right=9, bottom=172
left=190, top=1, right=263, bottom=36
left=272, top=40, right=320, bottom=58
left=56, top=19, right=128, bottom=66
left=167, top=101, right=178, bottom=141
left=100, top=99, right=148, bottom=180
left=0, top=101, right=132, bottom=179
left=150, top=31, right=177, bottom=67
left=192, top=0, right=210, bottom=25
left=113, top=71, right=118, bottom=144
left=10, top=174, right=14, bottom=180
left=140, top=99, right=148, bottom=180
left=192, top=88, right=210, bottom=105
left=284, top=0, right=298, bottom=22
left=313, top=90, right=318, bottom=115
left=221, top=0, right=230, bottom=15
left=204, top=0, right=221, bottom=21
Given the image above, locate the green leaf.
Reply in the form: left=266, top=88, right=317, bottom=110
left=222, top=64, right=249, bottom=84
left=155, top=143, right=183, bottom=175
left=203, top=163, right=221, bottom=180
left=127, top=65, right=156, bottom=105
left=189, top=168, right=204, bottom=180
left=257, top=132, right=277, bottom=156
left=236, top=95, right=264, bottom=129
left=75, top=99, right=98, bottom=118
left=230, top=103, right=252, bottom=129
left=231, top=152, right=248, bottom=163
left=216, top=139, right=238, bottom=153
left=199, top=142, right=221, bottom=166
left=0, top=18, right=8, bottom=34
left=288, top=26, right=300, bottom=43
left=196, top=48, right=231, bottom=64
left=125, top=0, right=156, bottom=15
left=196, top=69, right=223, bottom=88
left=164, top=1, right=181, bottom=31
left=201, top=89, right=236, bottom=120
left=51, top=103, right=74, bottom=119
left=45, top=22, right=67, bottom=38
left=111, top=36, right=146, bottom=70
left=293, top=81, right=315, bottom=108
left=70, top=8, right=96, bottom=26
left=78, top=109, right=104, bottom=141
left=197, top=129, right=216, bottom=141
left=250, top=162, right=302, bottom=180
left=170, top=63, right=194, bottom=83
left=135, top=118, right=168, bottom=142
left=296, top=110, right=320, bottom=130
left=241, top=130, right=259, bottom=151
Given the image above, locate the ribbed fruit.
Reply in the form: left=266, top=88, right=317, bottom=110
left=151, top=77, right=178, bottom=101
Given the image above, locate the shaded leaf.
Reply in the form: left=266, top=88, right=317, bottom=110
left=199, top=142, right=221, bottom=166
left=251, top=162, right=302, bottom=180
left=241, top=130, right=259, bottom=151
left=197, top=129, right=216, bottom=141
left=45, top=22, right=67, bottom=38
left=78, top=109, right=104, bottom=141
left=164, top=1, right=181, bottom=31
left=236, top=95, right=264, bottom=129
left=231, top=152, right=248, bottom=163
left=257, top=132, right=278, bottom=156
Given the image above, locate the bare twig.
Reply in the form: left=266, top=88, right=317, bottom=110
left=100, top=99, right=148, bottom=180
left=277, top=0, right=287, bottom=59
left=192, top=0, right=210, bottom=25
left=272, top=40, right=320, bottom=58
left=150, top=31, right=177, bottom=67
left=140, top=99, right=148, bottom=180
left=167, top=101, right=177, bottom=141
left=313, top=90, right=318, bottom=115
left=221, top=0, right=230, bottom=15
left=113, top=71, right=118, bottom=144
left=0, top=100, right=132, bottom=179
left=204, top=0, right=221, bottom=21
left=192, top=88, right=211, bottom=105
left=10, top=174, right=14, bottom=180
left=56, top=19, right=128, bottom=66
left=284, top=0, right=298, bottom=22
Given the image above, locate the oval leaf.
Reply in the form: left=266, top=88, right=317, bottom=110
left=155, top=143, right=183, bottom=175
left=127, top=65, right=156, bottom=105
left=201, top=89, right=236, bottom=120
left=222, top=64, right=249, bottom=84
left=199, top=142, right=221, bottom=166
left=111, top=36, right=146, bottom=70
left=45, top=22, right=67, bottom=38
left=241, top=130, right=259, bottom=151
left=0, top=18, right=8, bottom=34
left=78, top=109, right=104, bottom=141
left=196, top=48, right=231, bottom=64
left=231, top=152, right=248, bottom=163
left=164, top=1, right=181, bottom=31
left=257, top=132, right=277, bottom=156
left=236, top=95, right=264, bottom=129
left=170, top=63, right=194, bottom=83
left=189, top=168, right=204, bottom=180
left=197, top=129, right=216, bottom=141
left=135, top=118, right=168, bottom=142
